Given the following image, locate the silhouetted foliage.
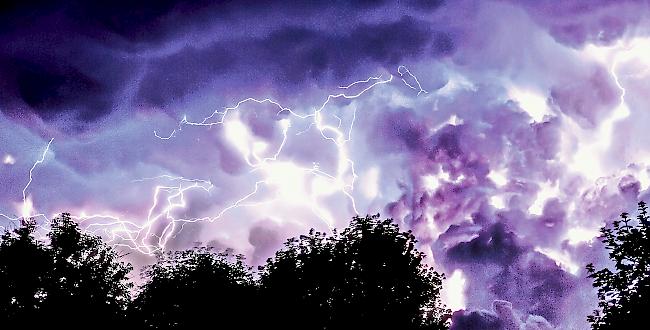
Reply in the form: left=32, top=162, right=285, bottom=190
left=0, top=221, right=51, bottom=327
left=586, top=201, right=650, bottom=329
left=45, top=213, right=133, bottom=326
left=0, top=213, right=132, bottom=328
left=2, top=213, right=450, bottom=329
left=129, top=247, right=258, bottom=329
left=259, top=214, right=450, bottom=329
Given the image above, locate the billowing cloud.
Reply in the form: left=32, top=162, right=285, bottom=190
left=2, top=1, right=650, bottom=329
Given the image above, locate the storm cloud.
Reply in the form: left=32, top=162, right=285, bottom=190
left=2, top=1, right=650, bottom=329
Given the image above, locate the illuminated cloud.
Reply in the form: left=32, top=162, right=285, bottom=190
left=3, top=154, right=15, bottom=165
left=2, top=0, right=650, bottom=328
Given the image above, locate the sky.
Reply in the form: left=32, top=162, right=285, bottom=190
left=1, top=0, right=650, bottom=328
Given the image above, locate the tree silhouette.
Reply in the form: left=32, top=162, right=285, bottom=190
left=0, top=221, right=51, bottom=327
left=44, top=213, right=133, bottom=326
left=0, top=213, right=132, bottom=328
left=586, top=201, right=650, bottom=329
left=259, top=214, right=449, bottom=329
left=129, top=247, right=258, bottom=329
left=1, top=213, right=451, bottom=329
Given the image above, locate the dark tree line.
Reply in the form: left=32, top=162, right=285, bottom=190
left=0, top=214, right=132, bottom=328
left=3, top=203, right=646, bottom=329
left=0, top=214, right=449, bottom=329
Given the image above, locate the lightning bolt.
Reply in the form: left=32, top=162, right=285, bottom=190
left=398, top=65, right=428, bottom=96
left=567, top=39, right=649, bottom=181
left=1, top=66, right=428, bottom=255
left=22, top=138, right=54, bottom=219
left=0, top=138, right=53, bottom=235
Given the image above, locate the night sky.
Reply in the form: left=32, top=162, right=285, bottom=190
left=2, top=1, right=650, bottom=328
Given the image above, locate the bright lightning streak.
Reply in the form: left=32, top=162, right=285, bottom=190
left=0, top=139, right=53, bottom=238
left=398, top=65, right=428, bottom=95
left=338, top=74, right=385, bottom=90
left=22, top=138, right=54, bottom=218
left=566, top=39, right=649, bottom=181
left=1, top=66, right=429, bottom=255
left=150, top=72, right=398, bottom=234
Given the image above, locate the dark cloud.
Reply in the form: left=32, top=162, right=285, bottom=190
left=2, top=2, right=647, bottom=328
left=450, top=300, right=554, bottom=330
left=371, top=109, right=429, bottom=154
left=1, top=0, right=228, bottom=43
left=349, top=16, right=433, bottom=64
left=2, top=58, right=109, bottom=122
left=0, top=0, right=452, bottom=124
left=447, top=222, right=526, bottom=265
left=69, top=0, right=199, bottom=43
left=407, top=0, right=446, bottom=11
left=432, top=125, right=465, bottom=160
left=138, top=15, right=435, bottom=106
left=492, top=252, right=576, bottom=322
left=10, top=60, right=88, bottom=108
left=0, top=0, right=642, bottom=129
left=441, top=220, right=578, bottom=323
left=432, top=31, right=456, bottom=57
left=136, top=44, right=235, bottom=107
left=450, top=310, right=503, bottom=330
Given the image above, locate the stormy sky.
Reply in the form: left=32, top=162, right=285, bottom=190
left=2, top=0, right=650, bottom=328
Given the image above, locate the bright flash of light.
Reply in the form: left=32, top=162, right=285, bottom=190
left=564, top=38, right=650, bottom=181
left=490, top=195, right=506, bottom=209
left=535, top=247, right=580, bottom=275
left=20, top=196, right=35, bottom=221
left=637, top=167, right=650, bottom=191
left=528, top=180, right=560, bottom=216
left=3, top=154, right=15, bottom=165
left=0, top=139, right=53, bottom=238
left=358, top=166, right=380, bottom=200
left=443, top=269, right=467, bottom=311
left=507, top=87, right=551, bottom=123
left=488, top=169, right=508, bottom=187
left=437, top=71, right=476, bottom=97
left=566, top=226, right=600, bottom=246
left=2, top=66, right=431, bottom=255
left=422, top=174, right=441, bottom=193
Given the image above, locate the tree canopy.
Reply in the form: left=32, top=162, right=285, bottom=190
left=259, top=214, right=449, bottom=329
left=129, top=248, right=257, bottom=328
left=587, top=201, right=650, bottom=329
left=0, top=221, right=51, bottom=327
left=0, top=213, right=449, bottom=329
left=0, top=213, right=132, bottom=328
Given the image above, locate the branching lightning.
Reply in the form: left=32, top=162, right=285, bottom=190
left=0, top=138, right=53, bottom=235
left=22, top=138, right=54, bottom=220
left=567, top=38, right=649, bottom=181
left=398, top=65, right=428, bottom=96
left=1, top=66, right=428, bottom=255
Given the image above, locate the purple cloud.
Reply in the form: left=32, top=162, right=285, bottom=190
left=2, top=1, right=650, bottom=328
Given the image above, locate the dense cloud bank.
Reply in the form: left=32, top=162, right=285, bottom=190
left=2, top=1, right=650, bottom=328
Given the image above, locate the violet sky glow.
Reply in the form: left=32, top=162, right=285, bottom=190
left=1, top=1, right=650, bottom=328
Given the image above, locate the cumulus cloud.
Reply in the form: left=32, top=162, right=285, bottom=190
left=2, top=1, right=650, bottom=328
